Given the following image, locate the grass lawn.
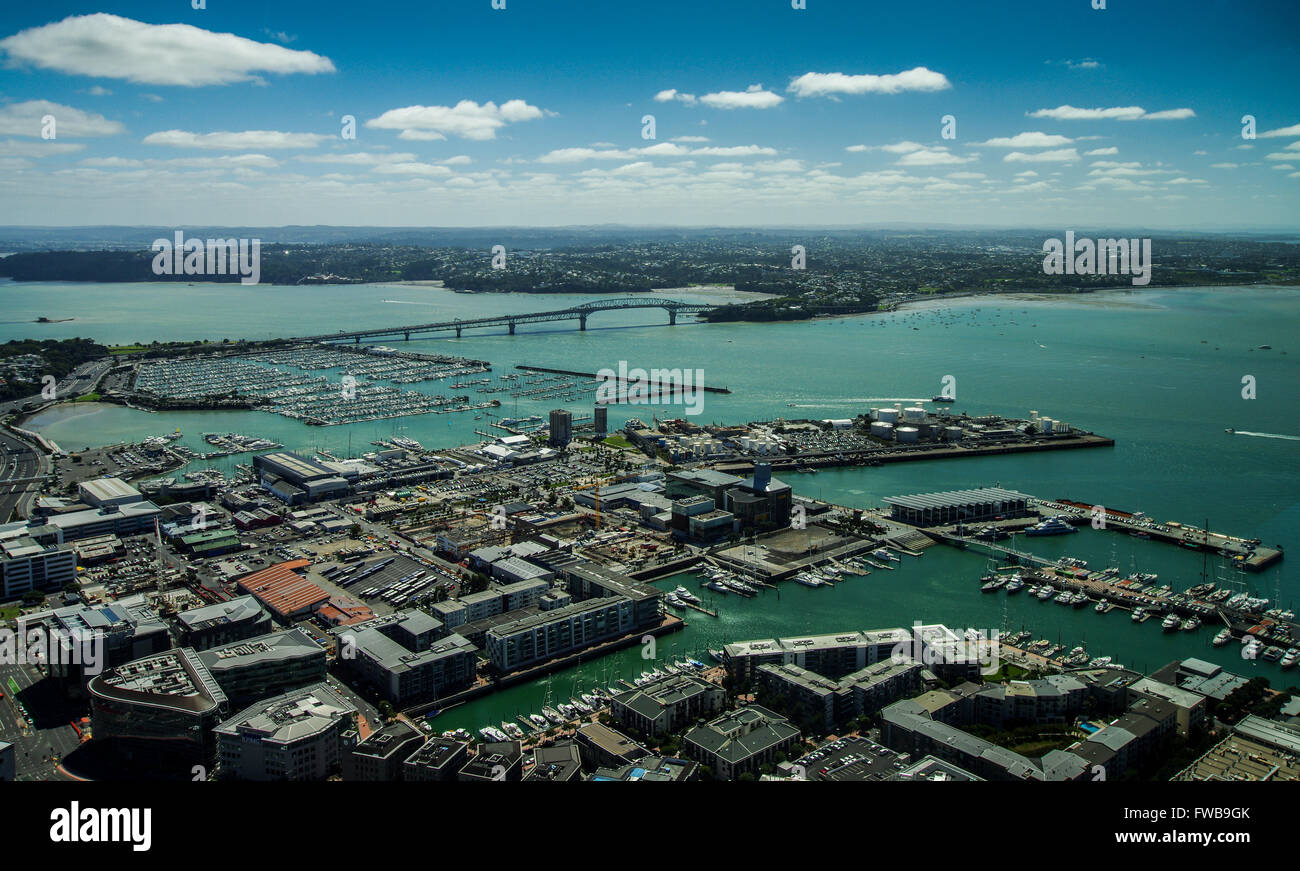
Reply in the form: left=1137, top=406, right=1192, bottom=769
left=602, top=435, right=634, bottom=449
left=74, top=393, right=100, bottom=402
left=0, top=603, right=21, bottom=621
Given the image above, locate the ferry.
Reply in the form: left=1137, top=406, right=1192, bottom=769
left=1026, top=516, right=1078, bottom=536
left=1212, top=628, right=1233, bottom=647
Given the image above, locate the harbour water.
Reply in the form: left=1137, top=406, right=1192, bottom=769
left=3, top=279, right=1297, bottom=729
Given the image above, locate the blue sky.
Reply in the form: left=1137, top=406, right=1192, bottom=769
left=1, top=0, right=1298, bottom=229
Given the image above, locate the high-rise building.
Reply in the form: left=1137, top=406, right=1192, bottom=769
left=548, top=408, right=572, bottom=448
left=593, top=405, right=608, bottom=437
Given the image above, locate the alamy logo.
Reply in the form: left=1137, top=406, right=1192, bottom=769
left=49, top=802, right=151, bottom=852
left=595, top=361, right=705, bottom=416
left=151, top=231, right=261, bottom=285
left=1042, top=231, right=1151, bottom=286
left=0, top=623, right=105, bottom=675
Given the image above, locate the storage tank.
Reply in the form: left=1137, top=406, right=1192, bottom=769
left=1030, top=410, right=1039, bottom=420
left=1058, top=421, right=1070, bottom=434
left=1041, top=418, right=1054, bottom=433
left=944, top=426, right=964, bottom=441
left=896, top=426, right=919, bottom=443
left=918, top=423, right=937, bottom=441
left=877, top=408, right=899, bottom=423
left=870, top=422, right=895, bottom=440
left=869, top=408, right=880, bottom=421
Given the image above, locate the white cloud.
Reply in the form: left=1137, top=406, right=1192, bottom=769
left=896, top=147, right=974, bottom=166
left=690, top=145, right=777, bottom=157
left=972, top=131, right=1073, bottom=148
left=698, top=85, right=783, bottom=110
left=298, top=151, right=419, bottom=166
left=845, top=144, right=868, bottom=153
left=1014, top=170, right=1039, bottom=177
left=671, top=135, right=709, bottom=142
left=0, top=138, right=84, bottom=156
left=1259, top=123, right=1300, bottom=138
left=1084, top=146, right=1118, bottom=156
left=1210, top=163, right=1239, bottom=169
left=947, top=171, right=986, bottom=179
left=787, top=66, right=951, bottom=97
left=1003, top=148, right=1080, bottom=163
left=0, top=14, right=335, bottom=86
left=0, top=100, right=125, bottom=137
left=1166, top=177, right=1207, bottom=184
left=372, top=162, right=453, bottom=176
left=1265, top=151, right=1298, bottom=161
left=654, top=89, right=697, bottom=105
left=84, top=85, right=112, bottom=96
left=1028, top=105, right=1194, bottom=121
left=366, top=100, right=544, bottom=141
left=144, top=129, right=330, bottom=150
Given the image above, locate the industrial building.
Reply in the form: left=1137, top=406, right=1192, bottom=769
left=236, top=559, right=330, bottom=622
left=214, top=682, right=356, bottom=781
left=252, top=451, right=353, bottom=505
left=77, top=477, right=144, bottom=508
left=883, top=487, right=1032, bottom=526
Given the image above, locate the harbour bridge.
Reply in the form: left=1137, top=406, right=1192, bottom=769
left=296, top=297, right=716, bottom=343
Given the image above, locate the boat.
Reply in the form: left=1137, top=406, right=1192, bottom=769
left=1225, top=427, right=1234, bottom=433
left=501, top=722, right=525, bottom=740
left=1281, top=649, right=1299, bottom=669
left=708, top=648, right=726, bottom=663
left=981, top=580, right=1002, bottom=593
left=1004, top=577, right=1025, bottom=594
left=542, top=706, right=564, bottom=725
left=931, top=395, right=955, bottom=403
left=529, top=714, right=548, bottom=728
left=1262, top=646, right=1285, bottom=663
left=872, top=548, right=900, bottom=562
left=479, top=726, right=509, bottom=742
left=1070, top=591, right=1090, bottom=608
left=1026, top=516, right=1078, bottom=536
left=1055, top=591, right=1074, bottom=605
left=1087, top=656, right=1113, bottom=668
left=705, top=581, right=729, bottom=594
left=1181, top=616, right=1202, bottom=632
left=1161, top=613, right=1182, bottom=632
left=1036, top=586, right=1055, bottom=600
left=1132, top=608, right=1146, bottom=622
left=1212, top=628, right=1233, bottom=647
left=794, top=573, right=824, bottom=588
left=1094, top=598, right=1110, bottom=613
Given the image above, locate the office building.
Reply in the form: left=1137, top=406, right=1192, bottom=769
left=196, top=629, right=327, bottom=707
left=88, top=647, right=230, bottom=774
left=403, top=738, right=470, bottom=782
left=524, top=742, right=584, bottom=782
left=610, top=673, right=725, bottom=737
left=343, top=720, right=425, bottom=781
left=0, top=536, right=76, bottom=599
left=214, top=683, right=355, bottom=781
left=484, top=595, right=634, bottom=672
left=683, top=705, right=800, bottom=782
left=331, top=611, right=475, bottom=705
left=548, top=409, right=572, bottom=448
left=724, top=463, right=792, bottom=531
left=174, top=595, right=273, bottom=651
left=593, top=405, right=608, bottom=437
left=459, top=740, right=523, bottom=782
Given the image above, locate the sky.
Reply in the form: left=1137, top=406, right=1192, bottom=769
left=0, top=0, right=1298, bottom=230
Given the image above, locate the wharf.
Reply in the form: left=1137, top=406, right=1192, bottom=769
left=516, top=364, right=730, bottom=393
left=1038, top=498, right=1283, bottom=572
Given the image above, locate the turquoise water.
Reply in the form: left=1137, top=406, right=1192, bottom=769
left=3, top=280, right=1297, bottom=727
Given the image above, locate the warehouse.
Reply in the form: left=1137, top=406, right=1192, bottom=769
left=883, top=487, right=1031, bottom=526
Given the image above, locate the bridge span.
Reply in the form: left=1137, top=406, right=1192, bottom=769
left=296, top=297, right=716, bottom=343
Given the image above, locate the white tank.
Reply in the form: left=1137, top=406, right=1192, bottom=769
left=896, top=426, right=919, bottom=443
left=1041, top=418, right=1055, bottom=433
left=903, top=406, right=926, bottom=422
left=869, top=408, right=879, bottom=421
left=877, top=408, right=899, bottom=423
left=1030, top=410, right=1039, bottom=420
left=1058, top=421, right=1070, bottom=434
left=871, top=422, right=894, bottom=440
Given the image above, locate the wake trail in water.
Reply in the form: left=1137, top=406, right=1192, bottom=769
left=1233, top=431, right=1300, bottom=441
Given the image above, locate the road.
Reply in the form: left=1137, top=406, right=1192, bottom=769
left=0, top=358, right=114, bottom=522
left=0, top=661, right=83, bottom=781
